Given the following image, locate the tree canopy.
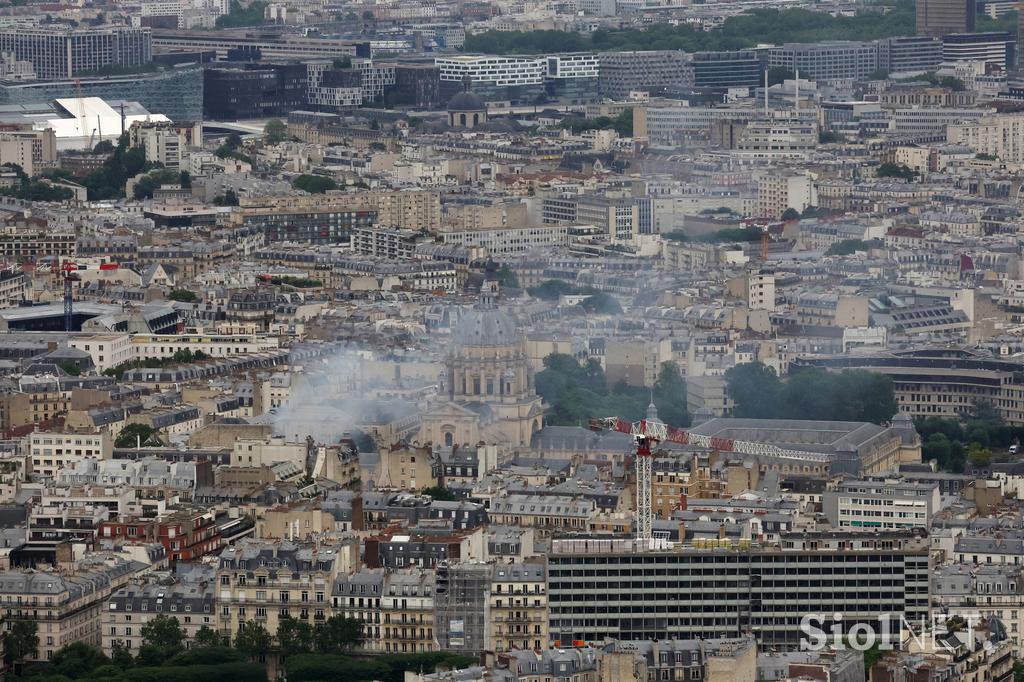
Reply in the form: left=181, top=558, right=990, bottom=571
left=215, top=0, right=267, bottom=27
left=115, top=423, right=163, bottom=449
left=725, top=362, right=898, bottom=424
left=264, top=119, right=286, bottom=144
left=876, top=162, right=919, bottom=181
left=561, top=109, right=633, bottom=137
left=825, top=239, right=870, bottom=256
left=464, top=2, right=914, bottom=54
left=536, top=354, right=690, bottom=427
left=292, top=174, right=339, bottom=194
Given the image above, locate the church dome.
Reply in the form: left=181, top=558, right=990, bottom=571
left=452, top=307, right=518, bottom=348
left=448, top=91, right=486, bottom=112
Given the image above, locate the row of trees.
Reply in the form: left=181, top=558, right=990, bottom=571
left=6, top=615, right=471, bottom=682
left=536, top=354, right=690, bottom=428
left=724, top=362, right=898, bottom=424
left=464, top=1, right=914, bottom=54
left=560, top=109, right=633, bottom=137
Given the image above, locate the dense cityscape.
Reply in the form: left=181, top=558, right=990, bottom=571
left=0, top=0, right=1023, bottom=680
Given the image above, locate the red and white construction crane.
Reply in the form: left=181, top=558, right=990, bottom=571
left=589, top=415, right=828, bottom=541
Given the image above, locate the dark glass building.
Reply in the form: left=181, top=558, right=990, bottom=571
left=691, top=51, right=762, bottom=91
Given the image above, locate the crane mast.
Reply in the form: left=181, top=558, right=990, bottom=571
left=589, top=415, right=830, bottom=541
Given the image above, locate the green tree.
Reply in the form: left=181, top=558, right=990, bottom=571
left=876, top=162, right=919, bottom=181
left=213, top=189, right=239, bottom=206
left=110, top=641, right=135, bottom=669
left=781, top=207, right=800, bottom=220
left=819, top=131, right=842, bottom=144
left=168, top=288, right=197, bottom=302
left=497, top=264, right=519, bottom=289
left=234, top=621, right=274, bottom=662
left=140, top=613, right=185, bottom=663
left=421, top=485, right=456, bottom=501
left=216, top=0, right=267, bottom=27
left=292, top=174, right=338, bottom=194
left=3, top=619, right=39, bottom=672
left=825, top=239, right=869, bottom=256
left=115, top=423, right=162, bottom=448
left=49, top=641, right=110, bottom=678
left=1012, top=660, right=1024, bottom=682
left=968, top=442, right=993, bottom=468
left=276, top=616, right=314, bottom=660
left=193, top=625, right=225, bottom=649
left=578, top=292, right=622, bottom=314
left=725, top=362, right=782, bottom=419
left=264, top=118, right=286, bottom=144
left=312, top=615, right=364, bottom=654
left=529, top=279, right=576, bottom=300
left=653, top=362, right=689, bottom=427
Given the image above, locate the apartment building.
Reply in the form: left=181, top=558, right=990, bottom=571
left=757, top=172, right=816, bottom=220
left=30, top=431, right=111, bottom=479
left=0, top=554, right=150, bottom=661
left=0, top=26, right=151, bottom=79
left=548, top=531, right=931, bottom=646
left=214, top=538, right=356, bottom=641
left=103, top=577, right=215, bottom=655
left=333, top=567, right=385, bottom=651
left=823, top=479, right=941, bottom=530
left=0, top=128, right=56, bottom=176
left=99, top=509, right=222, bottom=563
left=490, top=561, right=548, bottom=652
left=380, top=568, right=436, bottom=654
left=949, top=114, right=1024, bottom=163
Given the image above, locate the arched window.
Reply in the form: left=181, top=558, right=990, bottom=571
left=444, top=432, right=454, bottom=447
left=460, top=113, right=467, bottom=126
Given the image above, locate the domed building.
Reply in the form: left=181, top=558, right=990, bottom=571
left=419, top=277, right=544, bottom=448
left=447, top=90, right=487, bottom=129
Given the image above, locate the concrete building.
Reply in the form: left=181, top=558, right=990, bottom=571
left=757, top=172, right=817, bottom=219
left=30, top=431, right=112, bottom=480
left=948, top=113, right=1024, bottom=162
left=823, top=479, right=941, bottom=529
left=767, top=42, right=879, bottom=82
left=547, top=531, right=930, bottom=647
left=0, top=26, right=152, bottom=80
left=0, top=128, right=56, bottom=177
left=598, top=51, right=693, bottom=100
left=917, top=0, right=977, bottom=37
left=942, top=32, right=1016, bottom=68
left=435, top=55, right=545, bottom=103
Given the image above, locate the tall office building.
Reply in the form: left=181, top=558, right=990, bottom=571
left=916, top=0, right=977, bottom=37
left=0, top=27, right=151, bottom=80
left=548, top=531, right=931, bottom=647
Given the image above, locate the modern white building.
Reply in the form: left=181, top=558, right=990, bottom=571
left=439, top=224, right=569, bottom=258
left=823, top=479, right=941, bottom=530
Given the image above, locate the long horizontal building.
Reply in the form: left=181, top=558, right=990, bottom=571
left=792, top=347, right=1024, bottom=424
left=547, top=530, right=930, bottom=647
